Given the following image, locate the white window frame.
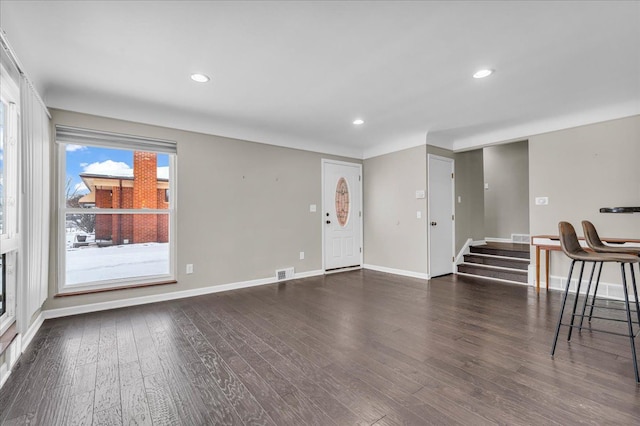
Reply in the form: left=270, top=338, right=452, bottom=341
left=0, top=63, right=20, bottom=335
left=56, top=130, right=177, bottom=294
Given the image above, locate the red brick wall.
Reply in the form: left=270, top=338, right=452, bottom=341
left=133, top=152, right=158, bottom=243
left=95, top=188, right=112, bottom=240
left=92, top=152, right=170, bottom=245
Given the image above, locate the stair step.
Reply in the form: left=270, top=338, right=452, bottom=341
left=463, top=254, right=529, bottom=270
left=457, top=263, right=528, bottom=283
left=470, top=245, right=530, bottom=260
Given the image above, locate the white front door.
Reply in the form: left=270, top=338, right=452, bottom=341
left=428, top=154, right=454, bottom=277
left=323, top=160, right=362, bottom=271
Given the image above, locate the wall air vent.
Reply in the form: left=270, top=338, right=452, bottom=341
left=511, top=234, right=530, bottom=243
left=276, top=267, right=295, bottom=281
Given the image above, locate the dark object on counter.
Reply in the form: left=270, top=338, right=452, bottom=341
left=599, top=206, right=640, bottom=213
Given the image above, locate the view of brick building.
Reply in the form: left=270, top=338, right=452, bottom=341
left=78, top=151, right=169, bottom=245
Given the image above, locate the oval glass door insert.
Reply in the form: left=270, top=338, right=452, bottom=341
left=335, top=177, right=350, bottom=227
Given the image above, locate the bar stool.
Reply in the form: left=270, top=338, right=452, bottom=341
left=551, top=221, right=640, bottom=382
left=581, top=220, right=640, bottom=328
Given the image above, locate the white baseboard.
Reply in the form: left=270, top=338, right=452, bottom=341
left=363, top=264, right=429, bottom=280
left=544, top=274, right=632, bottom=301
left=43, top=269, right=324, bottom=320
left=484, top=237, right=513, bottom=243
left=21, top=312, right=44, bottom=353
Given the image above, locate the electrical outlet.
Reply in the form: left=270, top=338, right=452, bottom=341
left=416, top=211, right=422, bottom=219
left=309, top=204, right=316, bottom=212
left=299, top=251, right=305, bottom=260
left=186, top=264, right=194, bottom=274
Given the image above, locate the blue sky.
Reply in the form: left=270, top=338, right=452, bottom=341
left=65, top=145, right=169, bottom=196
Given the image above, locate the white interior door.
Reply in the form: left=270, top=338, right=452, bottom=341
left=323, top=160, right=362, bottom=271
left=428, top=155, right=454, bottom=277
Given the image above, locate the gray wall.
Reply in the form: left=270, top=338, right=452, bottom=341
left=483, top=140, right=530, bottom=239
left=529, top=115, right=640, bottom=286
left=47, top=109, right=359, bottom=310
left=363, top=145, right=428, bottom=274
left=454, top=149, right=485, bottom=251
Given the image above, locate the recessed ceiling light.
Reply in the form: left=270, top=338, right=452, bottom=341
left=473, top=69, right=493, bottom=79
left=190, top=73, right=210, bottom=83
left=353, top=119, right=364, bottom=125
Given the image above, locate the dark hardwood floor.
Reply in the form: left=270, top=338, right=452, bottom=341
left=2, top=270, right=640, bottom=425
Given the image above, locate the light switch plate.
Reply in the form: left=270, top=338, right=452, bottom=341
left=310, top=204, right=316, bottom=212
left=415, top=190, right=425, bottom=199
left=416, top=211, right=422, bottom=219
left=535, top=197, right=549, bottom=205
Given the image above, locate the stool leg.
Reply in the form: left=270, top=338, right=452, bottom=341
left=552, top=260, right=575, bottom=356
left=630, top=264, right=640, bottom=329
left=567, top=261, right=586, bottom=342
left=588, top=262, right=603, bottom=322
left=578, top=262, right=598, bottom=331
left=621, top=263, right=640, bottom=383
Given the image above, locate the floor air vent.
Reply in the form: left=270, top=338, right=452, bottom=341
left=511, top=234, right=530, bottom=243
left=276, top=267, right=295, bottom=281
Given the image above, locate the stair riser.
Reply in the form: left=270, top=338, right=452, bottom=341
left=470, top=246, right=530, bottom=259
left=457, top=265, right=528, bottom=283
left=463, top=255, right=529, bottom=270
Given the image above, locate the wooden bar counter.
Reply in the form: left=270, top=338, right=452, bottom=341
left=530, top=235, right=640, bottom=293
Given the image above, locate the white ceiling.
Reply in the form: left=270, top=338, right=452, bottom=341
left=2, top=1, right=639, bottom=158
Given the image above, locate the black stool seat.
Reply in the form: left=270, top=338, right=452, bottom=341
left=552, top=221, right=640, bottom=383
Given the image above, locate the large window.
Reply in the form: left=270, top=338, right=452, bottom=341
left=0, top=62, right=19, bottom=333
left=57, top=126, right=176, bottom=293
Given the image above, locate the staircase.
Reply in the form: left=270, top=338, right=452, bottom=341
left=457, top=242, right=530, bottom=284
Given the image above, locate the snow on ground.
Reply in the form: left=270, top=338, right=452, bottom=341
left=66, top=242, right=169, bottom=285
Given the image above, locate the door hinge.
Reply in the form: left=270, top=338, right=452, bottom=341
left=359, top=175, right=361, bottom=181
left=451, top=173, right=454, bottom=178
left=452, top=214, right=454, bottom=220
left=452, top=256, right=455, bottom=262
left=359, top=211, right=362, bottom=218
left=360, top=247, right=362, bottom=253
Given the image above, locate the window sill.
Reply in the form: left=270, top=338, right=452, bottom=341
left=0, top=321, right=17, bottom=357
left=54, top=279, right=177, bottom=297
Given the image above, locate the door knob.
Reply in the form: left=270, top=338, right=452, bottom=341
left=326, top=220, right=331, bottom=224
left=431, top=221, right=437, bottom=226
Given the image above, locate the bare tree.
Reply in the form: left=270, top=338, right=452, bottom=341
left=65, top=177, right=95, bottom=234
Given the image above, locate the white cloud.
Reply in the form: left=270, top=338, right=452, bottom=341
left=66, top=144, right=87, bottom=152
left=83, top=160, right=133, bottom=177
left=82, top=160, right=169, bottom=180
left=157, top=166, right=169, bottom=180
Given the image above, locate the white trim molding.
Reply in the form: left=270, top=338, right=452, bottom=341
left=484, top=237, right=514, bottom=243
left=544, top=274, right=631, bottom=301
left=21, top=312, right=45, bottom=353
left=363, top=264, right=429, bottom=280
left=455, top=238, right=473, bottom=265
left=43, top=270, right=324, bottom=320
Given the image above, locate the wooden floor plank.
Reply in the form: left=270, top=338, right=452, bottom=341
left=3, top=270, right=640, bottom=425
